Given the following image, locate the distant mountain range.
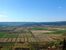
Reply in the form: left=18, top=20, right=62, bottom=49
left=0, top=21, right=66, bottom=27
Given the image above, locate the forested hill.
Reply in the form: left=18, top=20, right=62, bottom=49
left=0, top=21, right=66, bottom=26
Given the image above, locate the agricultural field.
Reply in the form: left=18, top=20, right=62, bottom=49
left=0, top=26, right=65, bottom=50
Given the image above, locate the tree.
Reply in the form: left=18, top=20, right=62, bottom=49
left=63, top=38, right=66, bottom=50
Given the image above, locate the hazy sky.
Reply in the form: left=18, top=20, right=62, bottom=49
left=0, top=0, right=66, bottom=22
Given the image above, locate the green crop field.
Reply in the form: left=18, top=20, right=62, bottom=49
left=31, top=27, right=48, bottom=30
left=4, top=34, right=18, bottom=38
left=43, top=30, right=66, bottom=34
left=0, top=42, right=15, bottom=46
left=0, top=32, right=18, bottom=38
left=0, top=32, right=7, bottom=38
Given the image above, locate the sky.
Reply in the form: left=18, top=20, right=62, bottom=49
left=0, top=0, right=66, bottom=22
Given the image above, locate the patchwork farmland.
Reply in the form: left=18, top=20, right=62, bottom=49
left=0, top=26, right=65, bottom=50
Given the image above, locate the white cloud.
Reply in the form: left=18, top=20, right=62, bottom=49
left=0, top=11, right=9, bottom=22
left=0, top=14, right=8, bottom=17
left=0, top=17, right=13, bottom=22
left=0, top=11, right=8, bottom=17
left=0, top=11, right=8, bottom=18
